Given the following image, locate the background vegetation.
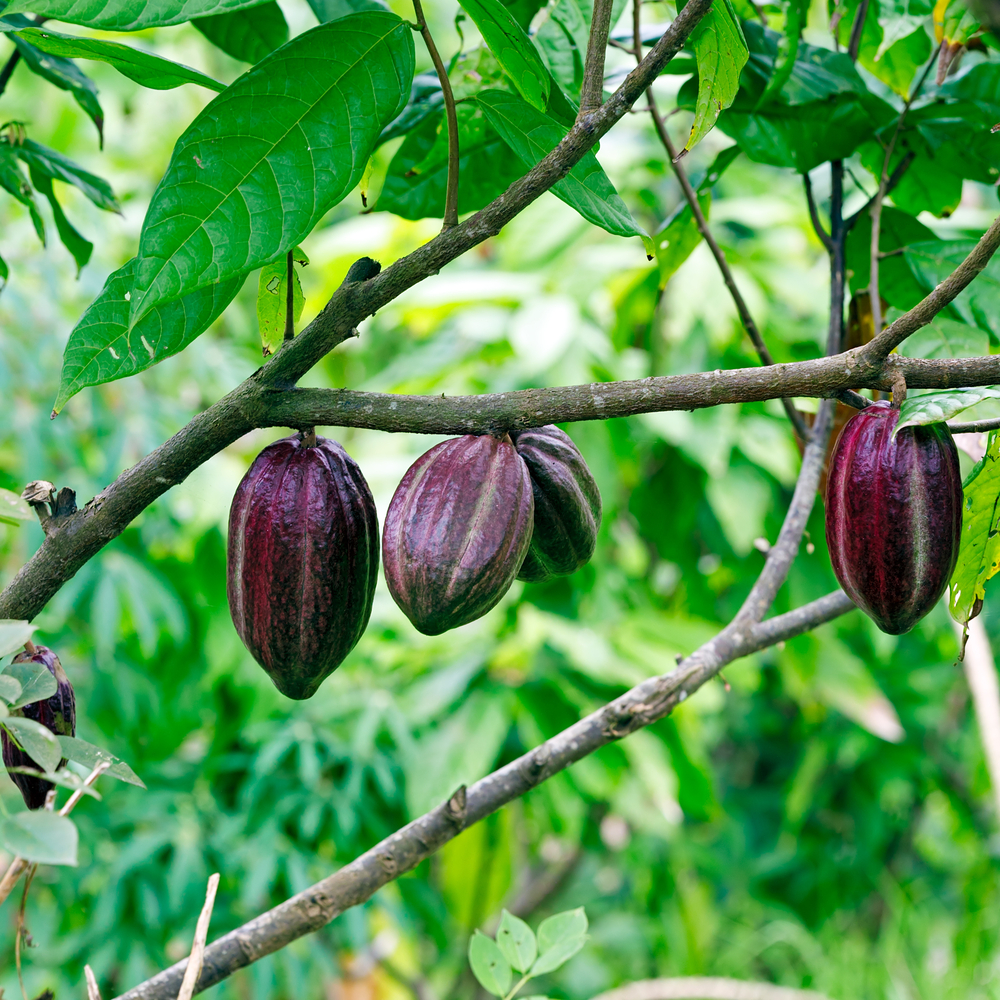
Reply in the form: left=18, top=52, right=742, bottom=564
left=2, top=1, right=1000, bottom=997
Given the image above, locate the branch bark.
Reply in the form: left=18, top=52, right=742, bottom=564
left=112, top=588, right=855, bottom=1000
left=578, top=0, right=615, bottom=116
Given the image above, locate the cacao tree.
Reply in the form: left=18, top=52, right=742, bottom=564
left=2, top=0, right=1000, bottom=995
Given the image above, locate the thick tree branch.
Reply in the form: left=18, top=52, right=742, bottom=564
left=579, top=0, right=615, bottom=116
left=112, top=587, right=855, bottom=1000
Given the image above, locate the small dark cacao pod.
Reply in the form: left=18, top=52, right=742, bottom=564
left=2, top=645, right=75, bottom=810
left=383, top=434, right=533, bottom=635
left=825, top=400, right=963, bottom=635
left=227, top=434, right=380, bottom=699
left=511, top=425, right=602, bottom=583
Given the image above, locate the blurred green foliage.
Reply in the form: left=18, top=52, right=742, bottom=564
left=2, top=1, right=1000, bottom=999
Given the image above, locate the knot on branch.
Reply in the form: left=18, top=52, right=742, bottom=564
left=21, top=482, right=76, bottom=536
left=344, top=257, right=382, bottom=284
left=521, top=745, right=550, bottom=786
left=444, top=785, right=467, bottom=827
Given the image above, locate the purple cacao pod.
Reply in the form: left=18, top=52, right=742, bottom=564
left=825, top=400, right=963, bottom=635
left=383, top=434, right=534, bottom=635
left=512, top=426, right=602, bottom=583
left=2, top=645, right=75, bottom=810
left=227, top=433, right=380, bottom=699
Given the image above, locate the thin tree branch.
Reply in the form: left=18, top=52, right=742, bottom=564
left=177, top=874, right=220, bottom=1000
left=847, top=0, right=870, bottom=61
left=112, top=588, right=855, bottom=1000
left=579, top=0, right=616, bottom=117
left=948, top=416, right=1000, bottom=434
left=827, top=161, right=846, bottom=355
left=845, top=151, right=914, bottom=230
left=592, top=978, right=833, bottom=1000
left=411, top=0, right=461, bottom=229
left=803, top=172, right=833, bottom=252
left=0, top=49, right=20, bottom=99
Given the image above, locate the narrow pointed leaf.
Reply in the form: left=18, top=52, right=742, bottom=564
left=3, top=0, right=286, bottom=31
left=13, top=139, right=119, bottom=212
left=193, top=2, right=287, bottom=64
left=0, top=146, right=45, bottom=243
left=30, top=167, right=93, bottom=275
left=16, top=27, right=225, bottom=90
left=129, top=11, right=413, bottom=325
left=53, top=257, right=243, bottom=414
left=686, top=0, right=747, bottom=150
left=57, top=735, right=145, bottom=786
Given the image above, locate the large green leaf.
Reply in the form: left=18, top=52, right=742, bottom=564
left=16, top=26, right=225, bottom=90
left=951, top=431, right=1000, bottom=626
left=128, top=11, right=413, bottom=326
left=458, top=0, right=550, bottom=111
left=476, top=89, right=650, bottom=251
left=377, top=104, right=525, bottom=221
left=305, top=0, right=387, bottom=21
left=192, top=2, right=287, bottom=64
left=54, top=257, right=243, bottom=414
left=686, top=0, right=747, bottom=150
left=12, top=138, right=119, bottom=212
left=3, top=0, right=279, bottom=30
left=0, top=810, right=78, bottom=865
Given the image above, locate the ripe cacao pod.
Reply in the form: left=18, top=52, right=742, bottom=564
left=2, top=645, right=75, bottom=810
left=511, top=425, right=602, bottom=583
left=825, top=400, right=962, bottom=635
left=383, top=434, right=533, bottom=635
left=228, top=433, right=379, bottom=700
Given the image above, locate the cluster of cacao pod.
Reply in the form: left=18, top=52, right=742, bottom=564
left=227, top=425, right=601, bottom=699
left=825, top=400, right=963, bottom=635
left=1, top=643, right=76, bottom=809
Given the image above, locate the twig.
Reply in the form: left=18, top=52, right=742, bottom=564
left=847, top=0, right=870, bottom=61
left=177, top=874, right=221, bottom=1000
left=111, top=589, right=854, bottom=1000
left=15, top=864, right=36, bottom=1000
left=579, top=0, right=616, bottom=117
left=803, top=173, right=832, bottom=252
left=86, top=965, right=103, bottom=1000
left=59, top=760, right=109, bottom=817
left=283, top=251, right=294, bottom=342
left=592, top=978, right=833, bottom=1000
left=948, top=416, right=1000, bottom=434
left=411, top=0, right=461, bottom=229
left=827, top=161, right=846, bottom=354
left=955, top=618, right=1000, bottom=822
left=0, top=49, right=20, bottom=100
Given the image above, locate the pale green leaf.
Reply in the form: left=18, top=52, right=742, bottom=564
left=655, top=193, right=709, bottom=289
left=531, top=907, right=588, bottom=974
left=458, top=0, right=550, bottom=111
left=16, top=27, right=225, bottom=91
left=496, top=909, right=536, bottom=973
left=896, top=387, right=1000, bottom=433
left=0, top=811, right=77, bottom=865
left=57, top=736, right=145, bottom=787
left=128, top=12, right=414, bottom=325
left=4, top=717, right=62, bottom=773
left=0, top=675, right=22, bottom=705
left=4, top=766, right=101, bottom=798
left=3, top=0, right=284, bottom=31
left=468, top=931, right=512, bottom=997
left=4, top=659, right=57, bottom=708
left=0, top=488, right=32, bottom=526
left=0, top=621, right=36, bottom=659
left=950, top=431, right=1000, bottom=626
left=257, top=253, right=305, bottom=356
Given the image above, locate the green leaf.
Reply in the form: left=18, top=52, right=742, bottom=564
left=496, top=909, right=536, bottom=973
left=4, top=659, right=57, bottom=708
left=655, top=192, right=709, bottom=289
left=57, top=735, right=145, bottom=786
left=129, top=11, right=413, bottom=326
left=193, top=2, right=288, bottom=64
left=845, top=206, right=936, bottom=304
left=458, top=0, right=550, bottom=111
left=4, top=718, right=62, bottom=773
left=257, top=250, right=306, bottom=356
left=895, top=315, right=990, bottom=360
left=0, top=675, right=22, bottom=705
left=951, top=431, right=1000, bottom=626
left=686, top=0, right=748, bottom=150
left=377, top=104, right=525, bottom=221
left=533, top=0, right=588, bottom=98
left=0, top=145, right=45, bottom=243
left=0, top=621, right=36, bottom=659
left=468, top=931, right=512, bottom=997
left=29, top=167, right=92, bottom=275
left=53, top=257, right=243, bottom=414
left=0, top=251, right=7, bottom=290
left=376, top=72, right=444, bottom=149
left=754, top=0, right=806, bottom=108
left=476, top=89, right=650, bottom=251
left=306, top=0, right=388, bottom=22
left=531, top=907, right=588, bottom=975
left=12, top=138, right=120, bottom=213
left=4, top=0, right=286, bottom=31
left=897, top=387, right=1000, bottom=433
left=11, top=35, right=103, bottom=143
left=862, top=25, right=932, bottom=98
left=17, top=26, right=225, bottom=91
left=0, top=487, right=32, bottom=526
left=0, top=811, right=77, bottom=865
left=4, top=766, right=101, bottom=798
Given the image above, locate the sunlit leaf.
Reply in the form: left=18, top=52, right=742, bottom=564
left=4, top=0, right=287, bottom=31
left=0, top=488, right=32, bottom=526
left=257, top=249, right=307, bottom=357
left=496, top=910, right=536, bottom=973
left=0, top=621, right=36, bottom=659
left=686, top=0, right=747, bottom=150
left=897, top=387, right=1000, bottom=433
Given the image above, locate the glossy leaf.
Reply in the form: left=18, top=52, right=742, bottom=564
left=58, top=735, right=145, bottom=786
left=29, top=167, right=92, bottom=275
left=13, top=138, right=119, bottom=212
left=896, top=315, right=990, bottom=360
left=54, top=257, right=242, bottom=414
left=129, top=12, right=414, bottom=325
left=376, top=72, right=444, bottom=148
left=476, top=89, right=650, bottom=250
left=0, top=621, right=36, bottom=659
left=845, top=207, right=936, bottom=305
left=459, top=0, right=550, bottom=111
left=5, top=659, right=57, bottom=708
left=5, top=717, right=62, bottom=773
left=11, top=34, right=103, bottom=142
left=0, top=488, right=32, bottom=526
left=950, top=431, right=1000, bottom=626
left=17, top=26, right=225, bottom=90
left=0, top=810, right=78, bottom=865
left=305, top=0, right=387, bottom=21
left=192, top=2, right=287, bottom=64
left=897, top=387, right=1000, bottom=433
left=686, top=0, right=747, bottom=150
left=4, top=0, right=286, bottom=31
left=496, top=909, right=536, bottom=972
left=468, top=930, right=512, bottom=996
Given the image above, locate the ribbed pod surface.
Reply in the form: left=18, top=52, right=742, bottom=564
left=2, top=645, right=76, bottom=809
left=383, top=434, right=533, bottom=635
left=825, top=401, right=963, bottom=635
left=227, top=434, right=379, bottom=699
left=512, top=425, right=602, bottom=583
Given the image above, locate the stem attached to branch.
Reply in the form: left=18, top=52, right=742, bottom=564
left=0, top=49, right=20, bottom=99
left=283, top=251, right=295, bottom=342
left=828, top=160, right=847, bottom=355
left=847, top=0, right=870, bottom=61
left=579, top=0, right=616, bottom=117
left=411, top=0, right=461, bottom=229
